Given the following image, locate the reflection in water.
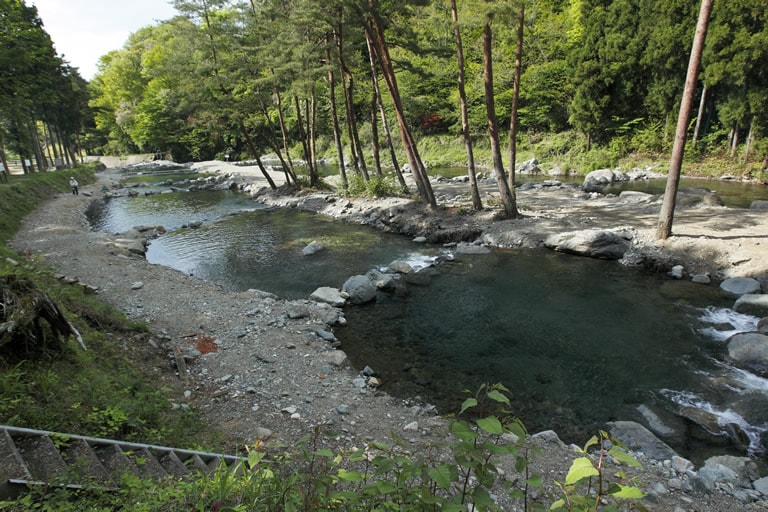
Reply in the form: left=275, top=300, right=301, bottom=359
left=88, top=189, right=765, bottom=461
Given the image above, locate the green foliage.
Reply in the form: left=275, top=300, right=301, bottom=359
left=346, top=172, right=401, bottom=198
left=550, top=431, right=644, bottom=511
left=0, top=384, right=649, bottom=511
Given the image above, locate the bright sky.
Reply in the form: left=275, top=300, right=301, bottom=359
left=32, top=0, right=179, bottom=81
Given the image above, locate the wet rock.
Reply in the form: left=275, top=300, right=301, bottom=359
left=302, top=241, right=324, bottom=256
left=667, top=265, right=685, bottom=279
left=583, top=168, right=628, bottom=192
left=544, top=229, right=632, bottom=260
left=726, top=331, right=768, bottom=377
left=720, top=277, right=762, bottom=298
left=750, top=200, right=768, bottom=210
left=366, top=269, right=396, bottom=291
left=387, top=260, right=414, bottom=274
left=733, top=294, right=768, bottom=317
left=606, top=421, right=678, bottom=461
left=342, top=275, right=377, bottom=305
left=758, top=317, right=768, bottom=334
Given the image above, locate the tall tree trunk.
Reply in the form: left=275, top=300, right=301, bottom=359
left=366, top=6, right=435, bottom=207
left=656, top=0, right=713, bottom=240
left=743, top=117, right=755, bottom=165
left=508, top=2, right=525, bottom=190
left=692, top=85, right=707, bottom=148
left=272, top=71, right=295, bottom=174
left=483, top=15, right=518, bottom=218
left=451, top=0, right=482, bottom=211
left=240, top=123, right=277, bottom=189
left=293, top=95, right=313, bottom=187
left=336, top=21, right=369, bottom=180
left=369, top=90, right=382, bottom=177
left=327, top=44, right=348, bottom=190
left=308, top=89, right=319, bottom=186
left=730, top=125, right=739, bottom=158
left=365, top=29, right=406, bottom=190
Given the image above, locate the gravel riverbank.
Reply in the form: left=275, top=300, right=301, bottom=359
left=9, top=161, right=768, bottom=510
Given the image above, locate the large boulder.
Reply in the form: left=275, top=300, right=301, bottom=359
left=342, top=275, right=377, bottom=305
left=734, top=294, right=768, bottom=317
left=727, top=331, right=768, bottom=377
left=750, top=200, right=768, bottom=210
left=544, top=229, right=632, bottom=260
left=582, top=169, right=628, bottom=192
left=720, top=277, right=762, bottom=298
left=606, top=420, right=678, bottom=461
left=674, top=187, right=725, bottom=208
left=517, top=158, right=541, bottom=175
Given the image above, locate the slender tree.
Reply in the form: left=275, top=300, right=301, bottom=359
left=483, top=12, right=518, bottom=218
left=508, top=1, right=525, bottom=189
left=451, top=0, right=482, bottom=210
left=656, top=0, right=713, bottom=240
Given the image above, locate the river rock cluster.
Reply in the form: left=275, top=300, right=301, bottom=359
left=9, top=161, right=768, bottom=511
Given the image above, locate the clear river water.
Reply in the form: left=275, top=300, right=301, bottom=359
left=87, top=174, right=768, bottom=462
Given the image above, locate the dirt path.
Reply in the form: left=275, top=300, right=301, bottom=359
left=9, top=162, right=768, bottom=510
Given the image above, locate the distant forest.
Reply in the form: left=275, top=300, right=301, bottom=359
left=1, top=0, right=765, bottom=177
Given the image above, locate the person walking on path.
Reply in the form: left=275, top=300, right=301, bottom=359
left=69, top=177, right=79, bottom=195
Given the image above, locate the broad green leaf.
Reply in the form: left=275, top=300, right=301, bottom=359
left=470, top=486, right=494, bottom=508
left=427, top=463, right=457, bottom=490
left=486, top=389, right=510, bottom=405
left=527, top=474, right=543, bottom=487
left=608, top=446, right=641, bottom=467
left=337, top=469, right=364, bottom=482
left=565, top=457, right=599, bottom=485
left=609, top=483, right=646, bottom=499
left=460, top=397, right=478, bottom=415
left=450, top=420, right=478, bottom=441
left=582, top=435, right=599, bottom=452
left=313, top=448, right=334, bottom=458
left=549, top=498, right=566, bottom=510
left=476, top=416, right=503, bottom=435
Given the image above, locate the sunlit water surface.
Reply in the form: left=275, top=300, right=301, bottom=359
left=87, top=183, right=766, bottom=461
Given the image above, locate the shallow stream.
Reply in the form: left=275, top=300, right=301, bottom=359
left=87, top=175, right=767, bottom=462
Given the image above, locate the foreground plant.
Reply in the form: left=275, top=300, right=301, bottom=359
left=551, top=431, right=646, bottom=511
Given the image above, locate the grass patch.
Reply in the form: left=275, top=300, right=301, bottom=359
left=0, top=167, right=220, bottom=452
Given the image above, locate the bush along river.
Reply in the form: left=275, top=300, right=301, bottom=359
left=87, top=177, right=767, bottom=465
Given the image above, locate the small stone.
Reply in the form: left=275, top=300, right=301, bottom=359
left=336, top=405, right=350, bottom=415
left=691, top=273, right=711, bottom=284
left=362, top=365, right=375, bottom=376
left=131, top=281, right=144, bottom=290
left=403, top=421, right=419, bottom=431
left=281, top=405, right=298, bottom=414
left=367, top=377, right=383, bottom=388
left=672, top=455, right=694, bottom=473
left=667, top=265, right=685, bottom=279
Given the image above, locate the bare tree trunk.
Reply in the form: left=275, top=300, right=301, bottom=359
left=451, top=0, right=482, bottom=211
left=335, top=17, right=368, bottom=179
left=293, top=95, right=313, bottom=186
left=483, top=15, right=518, bottom=218
left=327, top=44, right=348, bottom=190
left=369, top=90, right=382, bottom=177
left=656, top=0, right=713, bottom=240
left=730, top=125, right=740, bottom=158
left=308, top=89, right=319, bottom=186
left=692, top=85, right=707, bottom=148
left=272, top=70, right=295, bottom=174
left=365, top=29, right=406, bottom=190
left=743, top=117, right=755, bottom=165
left=366, top=6, right=435, bottom=207
left=508, top=2, right=525, bottom=190
left=239, top=123, right=277, bottom=189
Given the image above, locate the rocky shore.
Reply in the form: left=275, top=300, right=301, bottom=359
left=9, top=160, right=768, bottom=511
